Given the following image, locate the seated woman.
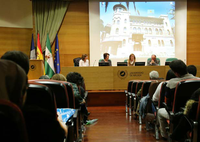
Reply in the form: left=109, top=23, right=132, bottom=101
left=170, top=88, right=200, bottom=141
left=0, top=60, right=67, bottom=142
left=79, top=54, right=89, bottom=67
left=66, top=72, right=89, bottom=123
left=51, top=74, right=67, bottom=81
left=127, top=53, right=136, bottom=66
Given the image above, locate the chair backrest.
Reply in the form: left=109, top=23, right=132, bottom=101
left=0, top=100, right=29, bottom=142
left=141, top=81, right=152, bottom=97
left=131, top=81, right=139, bottom=94
left=147, top=58, right=160, bottom=65
left=26, top=82, right=57, bottom=118
left=124, top=59, right=128, bottom=62
left=196, top=95, right=200, bottom=121
left=136, top=81, right=145, bottom=94
left=145, top=81, right=161, bottom=113
left=127, top=80, right=133, bottom=93
left=30, top=79, right=69, bottom=108
left=158, top=82, right=167, bottom=108
left=62, top=82, right=76, bottom=109
left=166, top=58, right=178, bottom=62
left=173, top=79, right=200, bottom=113
left=73, top=57, right=81, bottom=66
left=99, top=59, right=111, bottom=62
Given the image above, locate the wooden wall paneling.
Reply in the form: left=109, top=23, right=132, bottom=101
left=57, top=1, right=89, bottom=67
left=187, top=0, right=200, bottom=65
left=0, top=27, right=32, bottom=57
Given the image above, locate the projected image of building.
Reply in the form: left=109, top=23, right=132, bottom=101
left=100, top=4, right=175, bottom=58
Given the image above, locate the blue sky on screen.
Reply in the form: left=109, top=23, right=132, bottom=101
left=100, top=1, right=175, bottom=27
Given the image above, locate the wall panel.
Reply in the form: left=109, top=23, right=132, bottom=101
left=57, top=1, right=89, bottom=67
left=0, top=27, right=32, bottom=57
left=187, top=0, right=200, bottom=65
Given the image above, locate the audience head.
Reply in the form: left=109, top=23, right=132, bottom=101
left=151, top=54, right=156, bottom=61
left=103, top=53, right=110, bottom=61
left=51, top=74, right=67, bottom=81
left=1, top=50, right=29, bottom=74
left=82, top=54, right=88, bottom=61
left=66, top=72, right=84, bottom=86
left=0, top=60, right=27, bottom=108
left=149, top=70, right=159, bottom=79
left=166, top=69, right=176, bottom=80
left=169, top=60, right=187, bottom=77
left=129, top=54, right=136, bottom=61
left=39, top=75, right=50, bottom=79
left=187, top=65, right=197, bottom=76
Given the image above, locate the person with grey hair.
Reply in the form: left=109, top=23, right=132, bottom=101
left=149, top=70, right=159, bottom=79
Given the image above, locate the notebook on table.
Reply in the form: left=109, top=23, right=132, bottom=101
left=57, top=108, right=76, bottom=122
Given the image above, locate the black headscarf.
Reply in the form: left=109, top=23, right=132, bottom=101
left=0, top=60, right=27, bottom=108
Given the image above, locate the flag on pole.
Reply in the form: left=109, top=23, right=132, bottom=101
left=37, top=33, right=44, bottom=60
left=30, top=34, right=36, bottom=59
left=45, top=33, right=55, bottom=78
left=54, top=34, right=60, bottom=74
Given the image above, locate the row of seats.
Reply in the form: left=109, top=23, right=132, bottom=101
left=0, top=79, right=86, bottom=142
left=125, top=79, right=200, bottom=142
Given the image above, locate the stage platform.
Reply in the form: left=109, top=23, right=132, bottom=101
left=87, top=90, right=125, bottom=106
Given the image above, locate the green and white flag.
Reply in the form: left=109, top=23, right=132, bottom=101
left=45, top=33, right=55, bottom=78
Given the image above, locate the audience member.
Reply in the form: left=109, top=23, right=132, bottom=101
left=79, top=54, right=89, bottom=67
left=152, top=70, right=176, bottom=102
left=149, top=70, right=159, bottom=79
left=0, top=59, right=67, bottom=142
left=170, top=88, right=200, bottom=141
left=157, top=60, right=197, bottom=140
left=100, top=53, right=112, bottom=66
left=187, top=65, right=197, bottom=76
left=0, top=60, right=27, bottom=108
left=51, top=74, right=67, bottom=81
left=66, top=72, right=89, bottom=122
left=127, top=53, right=136, bottom=66
left=39, top=75, right=50, bottom=79
left=1, top=50, right=29, bottom=74
left=147, top=54, right=160, bottom=66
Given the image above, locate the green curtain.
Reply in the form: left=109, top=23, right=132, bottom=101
left=33, top=0, right=69, bottom=51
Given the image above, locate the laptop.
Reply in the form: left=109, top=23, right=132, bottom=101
left=117, top=62, right=127, bottom=66
left=165, top=62, right=171, bottom=66
left=57, top=108, right=76, bottom=122
left=135, top=62, right=145, bottom=66
left=99, top=62, right=110, bottom=66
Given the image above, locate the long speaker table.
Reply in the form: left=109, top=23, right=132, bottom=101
left=61, top=66, right=171, bottom=90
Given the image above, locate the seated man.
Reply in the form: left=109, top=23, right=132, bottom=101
left=147, top=54, right=160, bottom=66
left=157, top=60, right=197, bottom=140
left=100, top=53, right=112, bottom=66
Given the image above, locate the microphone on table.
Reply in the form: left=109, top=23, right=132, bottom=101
left=93, top=60, right=96, bottom=66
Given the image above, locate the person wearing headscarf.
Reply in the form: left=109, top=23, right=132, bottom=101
left=0, top=59, right=27, bottom=108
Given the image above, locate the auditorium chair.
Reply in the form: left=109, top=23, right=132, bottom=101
left=0, top=100, right=29, bottom=142
left=138, top=81, right=153, bottom=124
left=99, top=59, right=111, bottom=62
left=147, top=58, right=160, bottom=65
left=29, top=79, right=81, bottom=141
left=124, top=59, right=128, bottom=62
left=125, top=80, right=133, bottom=114
left=184, top=95, right=200, bottom=142
left=29, top=79, right=69, bottom=108
left=154, top=82, right=167, bottom=140
left=162, top=79, right=200, bottom=140
left=143, top=81, right=161, bottom=130
left=73, top=57, right=81, bottom=66
left=165, top=58, right=178, bottom=62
